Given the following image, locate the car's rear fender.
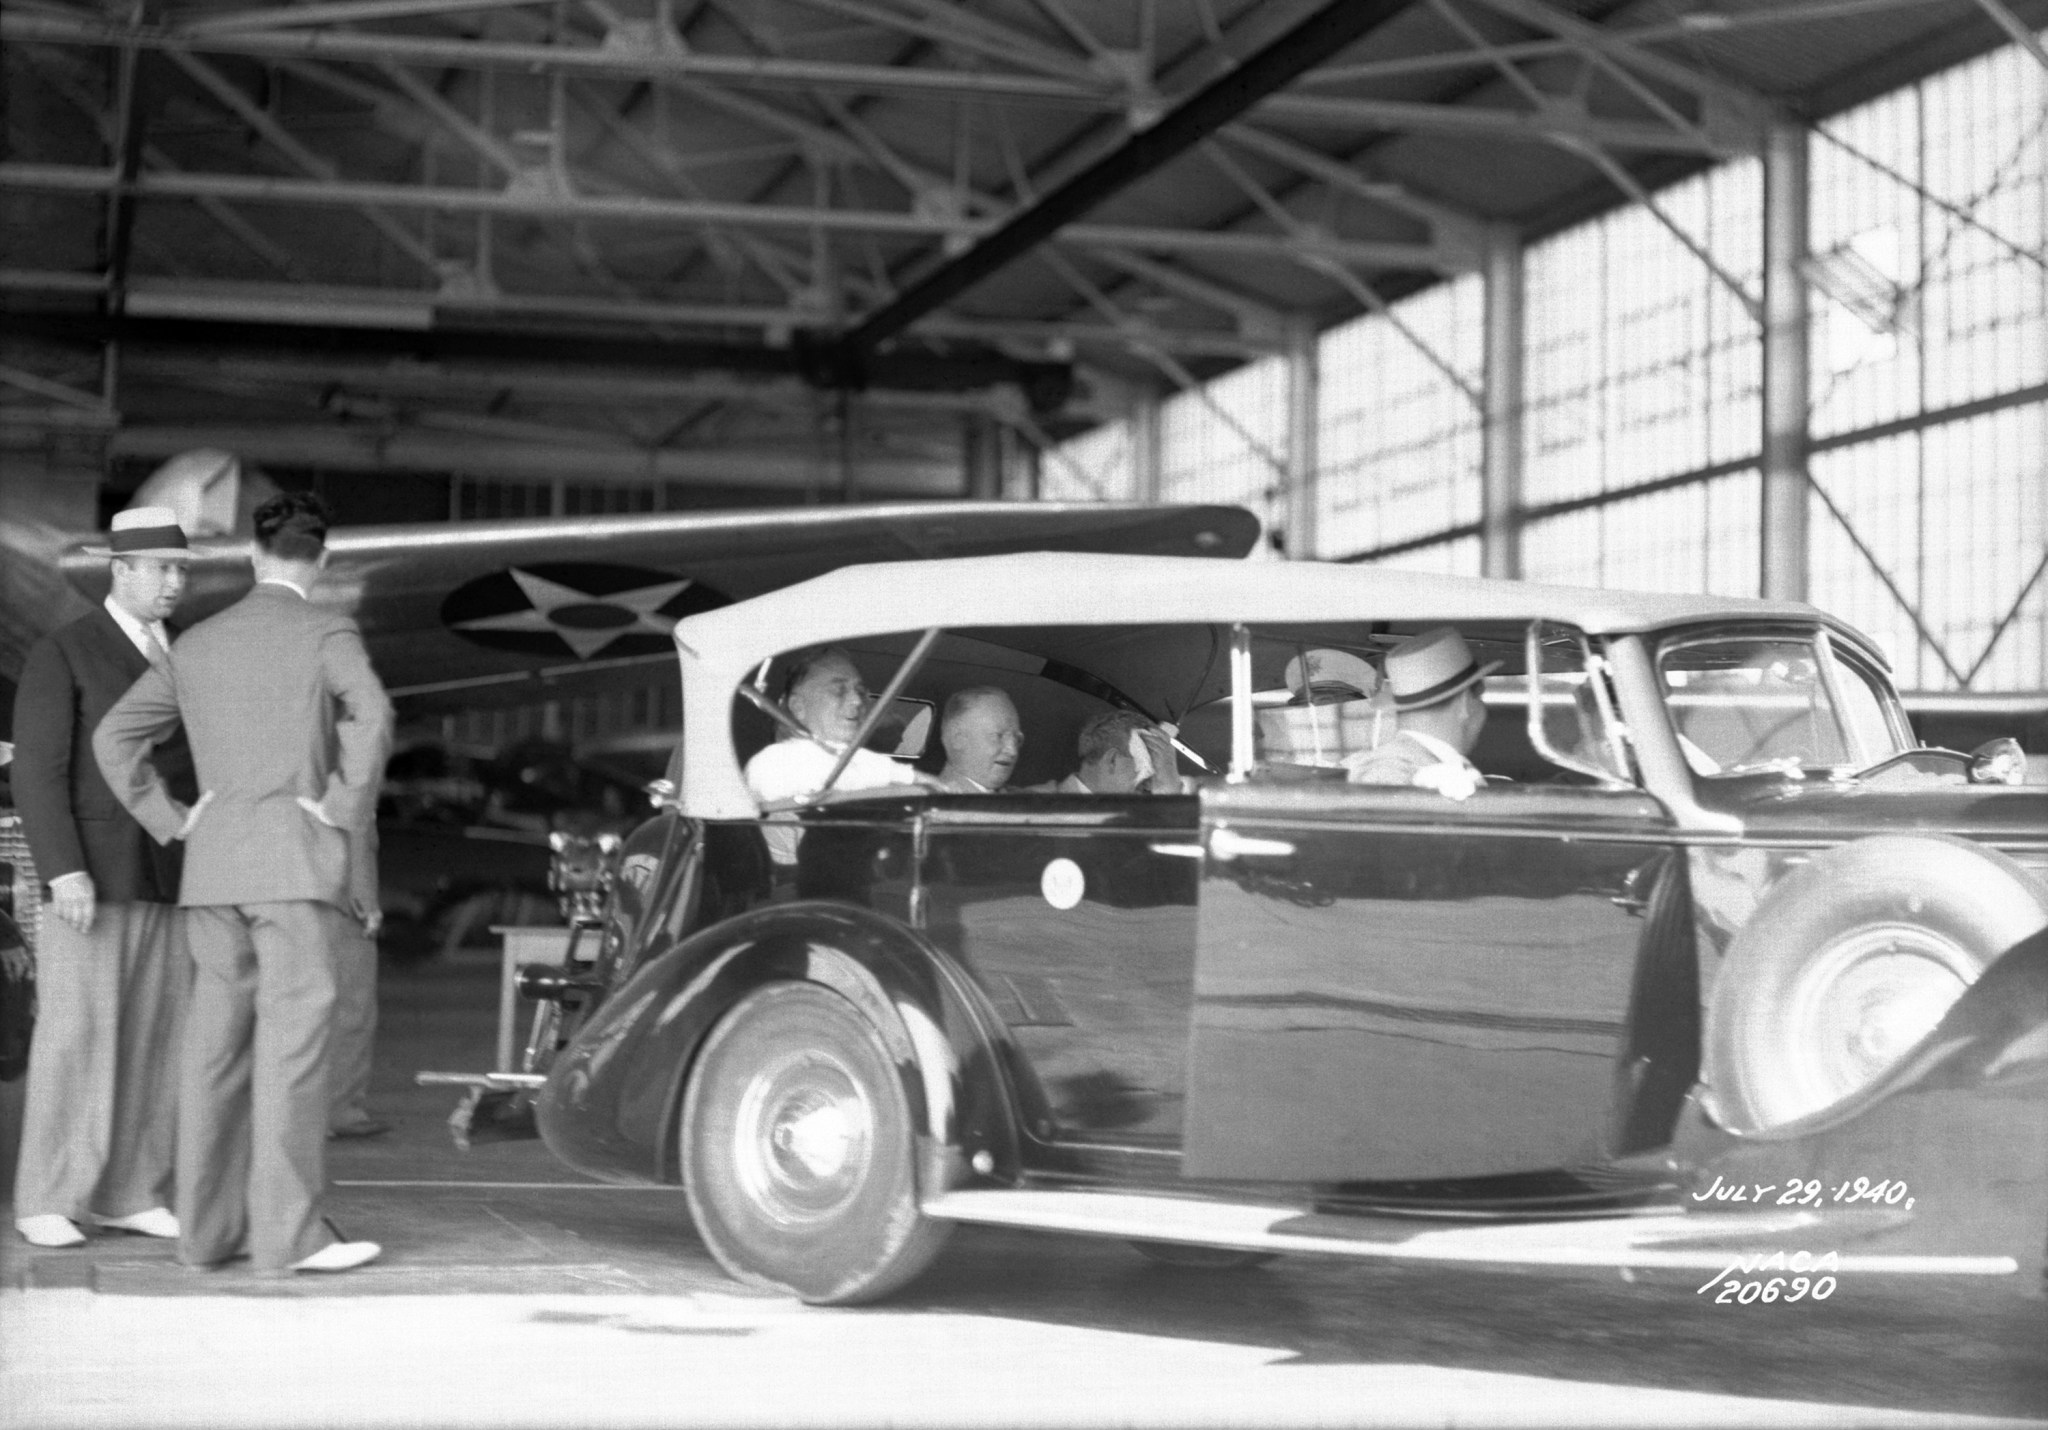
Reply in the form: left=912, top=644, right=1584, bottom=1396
left=537, top=900, right=1024, bottom=1195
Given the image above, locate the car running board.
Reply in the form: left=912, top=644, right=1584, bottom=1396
left=920, top=1188, right=2019, bottom=1278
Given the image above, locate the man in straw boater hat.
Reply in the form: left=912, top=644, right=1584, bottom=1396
left=1342, top=627, right=1503, bottom=801
left=11, top=506, right=197, bottom=1248
left=97, top=491, right=393, bottom=1276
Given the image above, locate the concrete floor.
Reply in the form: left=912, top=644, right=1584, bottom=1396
left=2, top=946, right=2045, bottom=1429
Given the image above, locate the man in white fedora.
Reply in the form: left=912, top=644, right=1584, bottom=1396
left=10, top=507, right=195, bottom=1248
left=1343, top=627, right=1502, bottom=800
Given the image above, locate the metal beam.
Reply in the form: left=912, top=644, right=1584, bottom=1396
left=1481, top=222, right=1523, bottom=580
left=106, top=422, right=963, bottom=491
left=1036, top=244, right=1289, bottom=481
left=1283, top=316, right=1318, bottom=559
left=0, top=163, right=1442, bottom=269
left=1961, top=546, right=2048, bottom=687
left=1130, top=390, right=1162, bottom=503
left=184, top=0, right=550, bottom=33
left=1, top=11, right=1108, bottom=105
left=1970, top=0, right=2048, bottom=72
left=120, top=352, right=1025, bottom=414
left=780, top=0, right=1092, bottom=83
left=1339, top=374, right=2048, bottom=564
left=159, top=49, right=441, bottom=277
left=1760, top=118, right=1810, bottom=603
left=2, top=8, right=1750, bottom=159
left=1094, top=249, right=1273, bottom=322
left=0, top=308, right=1077, bottom=405
left=839, top=0, right=1414, bottom=357
left=1256, top=93, right=1737, bottom=156
left=1305, top=256, right=1481, bottom=406
left=1805, top=474, right=1964, bottom=683
left=102, top=0, right=158, bottom=317
left=1562, top=137, right=1762, bottom=320
left=1469, top=0, right=1767, bottom=120
left=1218, top=124, right=1487, bottom=265
left=26, top=47, right=307, bottom=281
left=0, top=268, right=1263, bottom=357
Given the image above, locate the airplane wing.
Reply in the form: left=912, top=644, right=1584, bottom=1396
left=58, top=502, right=1260, bottom=713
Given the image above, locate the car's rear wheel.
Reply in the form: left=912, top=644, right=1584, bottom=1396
left=1706, top=836, right=2048, bottom=1132
left=1128, top=1240, right=1276, bottom=1270
left=680, top=981, right=949, bottom=1304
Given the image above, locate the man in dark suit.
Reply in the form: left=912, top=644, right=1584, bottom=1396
left=11, top=507, right=195, bottom=1249
left=97, top=491, right=393, bottom=1276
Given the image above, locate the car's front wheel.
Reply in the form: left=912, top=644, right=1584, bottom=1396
left=1706, top=835, right=2048, bottom=1132
left=680, top=981, right=950, bottom=1304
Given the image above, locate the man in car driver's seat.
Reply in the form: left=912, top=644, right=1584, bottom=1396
left=933, top=687, right=1024, bottom=793
left=1053, top=710, right=1185, bottom=795
left=744, top=647, right=924, bottom=864
left=1343, top=627, right=1501, bottom=800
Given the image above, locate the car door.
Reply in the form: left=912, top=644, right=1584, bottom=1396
left=1181, top=781, right=1685, bottom=1183
left=917, top=793, right=1201, bottom=1144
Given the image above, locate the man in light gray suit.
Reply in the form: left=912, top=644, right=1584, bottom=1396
left=96, top=491, right=393, bottom=1276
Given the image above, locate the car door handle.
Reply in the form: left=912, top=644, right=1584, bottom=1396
left=1147, top=842, right=1205, bottom=859
left=1207, top=828, right=1297, bottom=862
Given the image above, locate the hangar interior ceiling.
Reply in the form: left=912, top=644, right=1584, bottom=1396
left=3, top=0, right=2045, bottom=506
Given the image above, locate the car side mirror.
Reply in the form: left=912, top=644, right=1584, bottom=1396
left=1968, top=737, right=2027, bottom=786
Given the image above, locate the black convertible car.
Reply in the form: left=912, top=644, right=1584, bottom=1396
left=432, top=553, right=2048, bottom=1305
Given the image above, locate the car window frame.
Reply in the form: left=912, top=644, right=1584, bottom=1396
left=1525, top=621, right=1639, bottom=787
left=1652, top=624, right=1913, bottom=777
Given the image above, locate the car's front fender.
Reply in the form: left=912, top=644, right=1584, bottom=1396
left=1688, top=926, right=2048, bottom=1294
left=535, top=900, right=1024, bottom=1196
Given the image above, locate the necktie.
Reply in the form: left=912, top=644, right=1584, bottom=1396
left=144, top=626, right=171, bottom=672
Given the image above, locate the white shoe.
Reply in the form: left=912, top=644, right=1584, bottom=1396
left=93, top=1207, right=180, bottom=1239
left=17, top=1215, right=86, bottom=1248
left=287, top=1240, right=381, bottom=1274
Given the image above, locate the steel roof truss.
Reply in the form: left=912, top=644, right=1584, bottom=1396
left=1036, top=244, right=1289, bottom=483
left=778, top=0, right=1094, bottom=84
left=162, top=47, right=442, bottom=278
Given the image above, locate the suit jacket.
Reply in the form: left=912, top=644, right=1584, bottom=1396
left=11, top=607, right=193, bottom=902
left=95, top=584, right=393, bottom=911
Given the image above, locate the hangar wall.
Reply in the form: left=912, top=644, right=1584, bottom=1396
left=1052, top=29, right=2048, bottom=695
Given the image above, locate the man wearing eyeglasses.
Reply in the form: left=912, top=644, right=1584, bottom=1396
left=743, top=647, right=926, bottom=865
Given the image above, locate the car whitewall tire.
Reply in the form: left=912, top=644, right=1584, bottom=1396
left=680, top=981, right=950, bottom=1304
left=1705, top=835, right=2048, bottom=1132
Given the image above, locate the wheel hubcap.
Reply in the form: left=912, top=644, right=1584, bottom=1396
left=1778, top=922, right=1976, bottom=1120
left=732, top=1051, right=875, bottom=1226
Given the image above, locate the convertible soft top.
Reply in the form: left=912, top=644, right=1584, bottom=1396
left=670, top=551, right=1856, bottom=819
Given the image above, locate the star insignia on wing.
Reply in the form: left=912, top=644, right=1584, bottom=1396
left=450, top=568, right=694, bottom=659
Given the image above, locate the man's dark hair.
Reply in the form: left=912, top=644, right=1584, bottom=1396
left=252, top=491, right=331, bottom=561
left=779, top=646, right=856, bottom=704
left=1077, top=709, right=1150, bottom=768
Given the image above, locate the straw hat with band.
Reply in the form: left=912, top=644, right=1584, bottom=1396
left=1384, top=627, right=1502, bottom=711
left=84, top=507, right=194, bottom=561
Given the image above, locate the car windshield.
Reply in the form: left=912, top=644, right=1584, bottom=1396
left=1657, top=631, right=1908, bottom=776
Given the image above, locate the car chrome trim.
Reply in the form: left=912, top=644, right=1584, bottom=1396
left=1208, top=828, right=1297, bottom=861
left=417, top=1071, right=546, bottom=1090
left=919, top=1189, right=2017, bottom=1276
